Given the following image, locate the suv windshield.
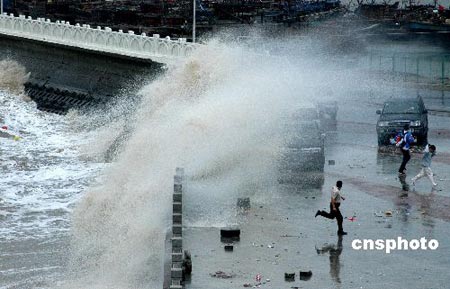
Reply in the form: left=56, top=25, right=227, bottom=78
left=383, top=101, right=420, bottom=114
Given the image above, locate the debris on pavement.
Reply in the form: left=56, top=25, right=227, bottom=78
left=256, top=274, right=262, bottom=282
left=210, top=271, right=233, bottom=279
left=347, top=216, right=356, bottom=222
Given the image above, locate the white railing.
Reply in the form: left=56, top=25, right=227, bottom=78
left=0, top=13, right=199, bottom=63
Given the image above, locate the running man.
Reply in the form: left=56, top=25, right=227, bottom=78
left=315, top=180, right=347, bottom=235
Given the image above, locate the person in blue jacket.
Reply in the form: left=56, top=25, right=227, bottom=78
left=396, top=124, right=415, bottom=175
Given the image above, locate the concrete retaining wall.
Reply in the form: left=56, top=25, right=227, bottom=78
left=0, top=33, right=163, bottom=113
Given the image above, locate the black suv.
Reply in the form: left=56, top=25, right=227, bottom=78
left=376, top=96, right=428, bottom=146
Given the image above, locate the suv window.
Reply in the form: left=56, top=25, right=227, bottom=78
left=383, top=101, right=421, bottom=114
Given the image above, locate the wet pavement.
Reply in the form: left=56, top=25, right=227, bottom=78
left=182, top=92, right=450, bottom=289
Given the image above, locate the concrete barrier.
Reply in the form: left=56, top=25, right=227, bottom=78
left=170, top=167, right=185, bottom=289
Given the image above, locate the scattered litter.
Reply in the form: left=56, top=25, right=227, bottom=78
left=210, top=271, right=233, bottom=279
left=281, top=233, right=303, bottom=238
left=256, top=274, right=262, bottom=282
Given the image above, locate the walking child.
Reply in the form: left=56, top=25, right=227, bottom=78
left=412, top=144, right=437, bottom=188
left=315, top=180, right=347, bottom=235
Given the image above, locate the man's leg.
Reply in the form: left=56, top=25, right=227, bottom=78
left=336, top=207, right=344, bottom=233
left=399, top=149, right=409, bottom=173
left=404, top=150, right=411, bottom=168
left=317, top=203, right=336, bottom=219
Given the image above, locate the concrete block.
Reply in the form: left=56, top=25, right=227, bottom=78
left=224, top=245, right=233, bottom=251
left=174, top=184, right=182, bottom=193
left=220, top=227, right=240, bottom=238
left=237, top=197, right=250, bottom=209
left=173, top=224, right=182, bottom=236
left=174, top=175, right=183, bottom=184
left=173, top=202, right=182, bottom=214
left=300, top=270, right=312, bottom=281
left=172, top=237, right=182, bottom=248
left=172, top=252, right=183, bottom=262
left=173, top=213, right=182, bottom=224
left=172, top=261, right=182, bottom=269
left=172, top=247, right=182, bottom=254
left=176, top=167, right=184, bottom=176
left=171, top=267, right=182, bottom=278
left=170, top=279, right=182, bottom=289
left=171, top=278, right=181, bottom=286
left=173, top=193, right=182, bottom=202
left=285, top=272, right=295, bottom=281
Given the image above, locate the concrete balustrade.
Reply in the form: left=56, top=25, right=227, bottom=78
left=0, top=14, right=199, bottom=64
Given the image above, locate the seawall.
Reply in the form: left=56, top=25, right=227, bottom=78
left=0, top=34, right=163, bottom=113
